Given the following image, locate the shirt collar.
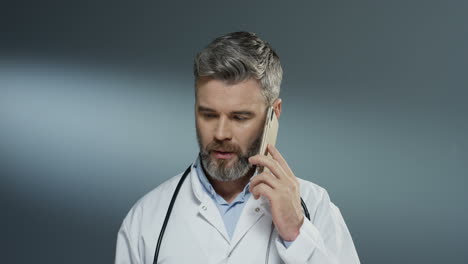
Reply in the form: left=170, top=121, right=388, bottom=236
left=194, top=155, right=252, bottom=205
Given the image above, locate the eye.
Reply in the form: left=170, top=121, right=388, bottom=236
left=233, top=115, right=248, bottom=121
left=201, top=113, right=217, bottom=119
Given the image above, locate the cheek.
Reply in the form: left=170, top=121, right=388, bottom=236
left=235, top=124, right=263, bottom=148
left=195, top=119, right=213, bottom=147
left=196, top=120, right=210, bottom=144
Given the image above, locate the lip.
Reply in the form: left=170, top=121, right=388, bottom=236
left=212, top=150, right=235, bottom=160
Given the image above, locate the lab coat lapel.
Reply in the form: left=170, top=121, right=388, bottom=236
left=189, top=165, right=230, bottom=243
left=229, top=195, right=269, bottom=251
left=197, top=199, right=230, bottom=242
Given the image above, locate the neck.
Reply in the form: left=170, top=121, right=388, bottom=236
left=202, top=166, right=256, bottom=203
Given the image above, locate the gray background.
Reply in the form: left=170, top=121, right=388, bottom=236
left=1, top=0, right=467, bottom=263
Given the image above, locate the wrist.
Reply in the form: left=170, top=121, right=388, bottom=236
left=281, top=215, right=304, bottom=241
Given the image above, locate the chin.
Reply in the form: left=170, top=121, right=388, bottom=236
left=213, top=158, right=236, bottom=168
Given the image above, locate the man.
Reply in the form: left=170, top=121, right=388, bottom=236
left=115, top=32, right=360, bottom=264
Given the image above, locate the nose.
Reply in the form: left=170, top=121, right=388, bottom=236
left=214, top=116, right=232, bottom=141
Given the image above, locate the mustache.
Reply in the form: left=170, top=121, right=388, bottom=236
left=205, top=140, right=242, bottom=154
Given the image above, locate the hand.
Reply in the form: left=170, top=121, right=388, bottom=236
left=248, top=144, right=304, bottom=242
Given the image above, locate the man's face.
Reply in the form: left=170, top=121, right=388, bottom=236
left=195, top=77, right=268, bottom=182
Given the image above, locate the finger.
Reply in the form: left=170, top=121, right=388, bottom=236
left=267, top=144, right=294, bottom=176
left=250, top=183, right=274, bottom=200
left=249, top=155, right=287, bottom=180
left=249, top=171, right=280, bottom=191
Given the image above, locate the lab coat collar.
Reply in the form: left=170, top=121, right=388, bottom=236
left=189, top=159, right=205, bottom=204
left=189, top=158, right=231, bottom=241
left=188, top=156, right=271, bottom=247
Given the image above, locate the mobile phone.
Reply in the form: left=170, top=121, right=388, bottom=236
left=256, top=106, right=279, bottom=174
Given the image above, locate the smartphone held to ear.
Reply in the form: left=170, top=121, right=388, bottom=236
left=256, top=107, right=279, bottom=174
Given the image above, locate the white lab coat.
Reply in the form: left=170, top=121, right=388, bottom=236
left=115, top=162, right=360, bottom=264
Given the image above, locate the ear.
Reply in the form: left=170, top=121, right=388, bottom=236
left=272, top=98, right=282, bottom=119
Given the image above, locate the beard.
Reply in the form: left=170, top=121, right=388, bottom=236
left=196, top=126, right=263, bottom=182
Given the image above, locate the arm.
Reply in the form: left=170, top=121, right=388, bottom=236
left=115, top=216, right=141, bottom=264
left=249, top=144, right=360, bottom=264
left=275, top=190, right=360, bottom=264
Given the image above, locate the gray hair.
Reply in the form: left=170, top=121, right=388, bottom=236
left=193, top=32, right=283, bottom=105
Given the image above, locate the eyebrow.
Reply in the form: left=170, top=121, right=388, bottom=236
left=231, top=111, right=255, bottom=116
left=197, top=106, right=216, bottom=112
left=197, top=106, right=255, bottom=116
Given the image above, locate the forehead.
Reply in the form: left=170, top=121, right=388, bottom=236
left=196, top=78, right=266, bottom=111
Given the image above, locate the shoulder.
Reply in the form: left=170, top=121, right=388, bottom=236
left=120, top=172, right=185, bottom=229
left=297, top=177, right=329, bottom=203
left=296, top=177, right=338, bottom=222
left=134, top=173, right=182, bottom=205
left=136, top=173, right=184, bottom=208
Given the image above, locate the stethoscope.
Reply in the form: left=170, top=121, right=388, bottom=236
left=153, top=165, right=311, bottom=264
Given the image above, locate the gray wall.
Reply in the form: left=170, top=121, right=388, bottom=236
left=1, top=1, right=467, bottom=263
